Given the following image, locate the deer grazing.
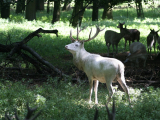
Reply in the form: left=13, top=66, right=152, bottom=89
left=147, top=29, right=159, bottom=54
left=117, top=22, right=140, bottom=50
left=105, top=22, right=130, bottom=57
left=124, top=42, right=147, bottom=67
left=65, top=25, right=131, bottom=104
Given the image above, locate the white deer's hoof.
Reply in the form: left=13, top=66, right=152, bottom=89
left=89, top=100, right=92, bottom=104
left=95, top=102, right=98, bottom=104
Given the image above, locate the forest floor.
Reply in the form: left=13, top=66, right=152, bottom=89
left=114, top=52, right=160, bottom=88
left=0, top=52, right=160, bottom=88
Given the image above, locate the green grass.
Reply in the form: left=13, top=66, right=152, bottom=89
left=0, top=80, right=160, bottom=120
left=0, top=4, right=160, bottom=120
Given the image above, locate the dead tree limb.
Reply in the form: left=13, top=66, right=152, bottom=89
left=21, top=45, right=67, bottom=77
left=0, top=28, right=69, bottom=79
left=7, top=28, right=58, bottom=58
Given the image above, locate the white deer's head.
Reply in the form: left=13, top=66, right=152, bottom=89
left=65, top=25, right=105, bottom=54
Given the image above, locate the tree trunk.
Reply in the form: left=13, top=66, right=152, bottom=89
left=135, top=0, right=144, bottom=18
left=62, top=0, right=71, bottom=11
left=102, top=3, right=113, bottom=20
left=25, top=0, right=36, bottom=21
left=16, top=0, right=25, bottom=14
left=1, top=3, right=10, bottom=19
left=36, top=0, right=44, bottom=11
left=78, top=1, right=85, bottom=26
left=0, top=28, right=70, bottom=79
left=47, top=0, right=50, bottom=13
left=52, top=0, right=61, bottom=24
left=70, top=0, right=84, bottom=27
left=92, top=0, right=99, bottom=21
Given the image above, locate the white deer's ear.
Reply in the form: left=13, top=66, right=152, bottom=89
left=79, top=41, right=84, bottom=47
left=79, top=41, right=84, bottom=44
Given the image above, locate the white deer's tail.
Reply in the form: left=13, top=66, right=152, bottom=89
left=117, top=63, right=125, bottom=78
left=117, top=63, right=131, bottom=104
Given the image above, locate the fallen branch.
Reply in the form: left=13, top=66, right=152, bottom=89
left=0, top=28, right=69, bottom=80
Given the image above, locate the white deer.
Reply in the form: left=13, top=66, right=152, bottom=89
left=65, top=25, right=131, bottom=104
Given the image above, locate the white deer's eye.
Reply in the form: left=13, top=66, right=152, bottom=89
left=75, top=44, right=78, bottom=47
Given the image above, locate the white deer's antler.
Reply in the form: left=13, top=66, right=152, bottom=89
left=70, top=25, right=105, bottom=42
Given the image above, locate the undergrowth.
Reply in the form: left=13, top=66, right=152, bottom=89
left=0, top=80, right=160, bottom=120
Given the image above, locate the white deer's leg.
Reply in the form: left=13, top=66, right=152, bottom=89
left=89, top=79, right=93, bottom=103
left=94, top=80, right=99, bottom=104
left=117, top=76, right=131, bottom=104
left=106, top=83, right=113, bottom=104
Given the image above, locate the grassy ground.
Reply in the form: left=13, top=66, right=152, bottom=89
left=0, top=4, right=160, bottom=119
left=1, top=80, right=160, bottom=120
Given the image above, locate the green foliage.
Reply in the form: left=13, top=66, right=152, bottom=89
left=0, top=80, right=160, bottom=120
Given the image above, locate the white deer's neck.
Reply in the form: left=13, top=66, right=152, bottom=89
left=72, top=48, right=89, bottom=71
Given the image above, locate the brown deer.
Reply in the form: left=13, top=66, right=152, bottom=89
left=105, top=23, right=130, bottom=57
left=147, top=29, right=159, bottom=54
left=65, top=25, right=131, bottom=104
left=117, top=22, right=140, bottom=50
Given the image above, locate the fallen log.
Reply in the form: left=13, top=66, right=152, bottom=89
left=0, top=28, right=69, bottom=80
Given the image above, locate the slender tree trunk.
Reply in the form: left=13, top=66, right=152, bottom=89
left=47, top=0, right=50, bottom=13
left=78, top=1, right=85, bottom=26
left=62, top=0, right=71, bottom=11
left=1, top=3, right=10, bottom=18
left=16, top=0, right=25, bottom=14
left=92, top=0, right=99, bottom=21
left=52, top=0, right=61, bottom=24
left=135, top=0, right=144, bottom=18
left=102, top=3, right=113, bottom=20
left=70, top=0, right=84, bottom=27
left=36, top=0, right=44, bottom=11
left=25, top=0, right=36, bottom=21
